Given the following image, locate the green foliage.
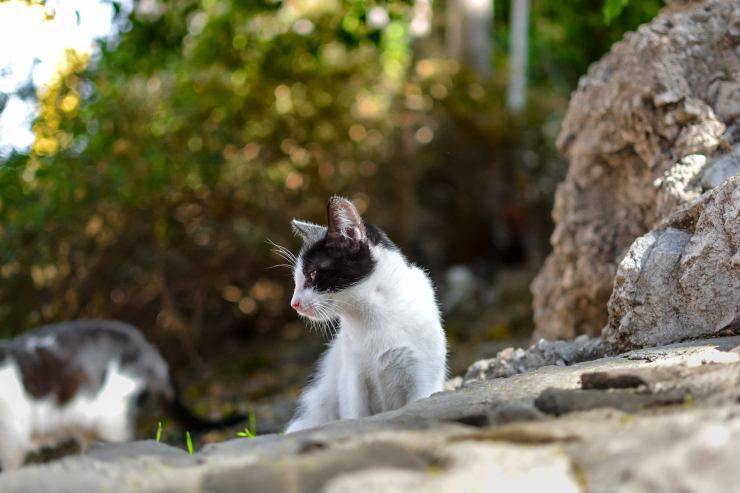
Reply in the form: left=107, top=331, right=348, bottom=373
left=0, top=0, right=661, bottom=356
left=0, top=1, right=421, bottom=354
left=603, top=0, right=631, bottom=25
left=493, top=0, right=661, bottom=91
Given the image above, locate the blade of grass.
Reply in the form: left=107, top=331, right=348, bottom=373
left=155, top=421, right=163, bottom=442
left=185, top=431, right=194, bottom=454
left=249, top=410, right=256, bottom=435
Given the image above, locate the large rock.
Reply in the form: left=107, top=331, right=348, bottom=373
left=532, top=0, right=740, bottom=340
left=604, top=174, right=740, bottom=348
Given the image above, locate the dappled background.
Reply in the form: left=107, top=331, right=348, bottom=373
left=0, top=0, right=660, bottom=440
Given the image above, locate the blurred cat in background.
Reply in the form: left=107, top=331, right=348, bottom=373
left=0, top=320, right=243, bottom=471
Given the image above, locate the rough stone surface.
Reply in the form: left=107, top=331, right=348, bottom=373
left=5, top=336, right=740, bottom=492
left=534, top=387, right=688, bottom=416
left=202, top=442, right=434, bottom=493
left=665, top=0, right=711, bottom=11
left=605, top=174, right=740, bottom=349
left=461, top=335, right=614, bottom=386
left=0, top=440, right=203, bottom=493
left=531, top=0, right=740, bottom=340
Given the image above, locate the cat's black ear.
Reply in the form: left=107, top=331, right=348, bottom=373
left=291, top=219, right=326, bottom=244
left=326, top=196, right=366, bottom=243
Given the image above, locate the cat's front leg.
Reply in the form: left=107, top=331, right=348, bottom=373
left=338, top=363, right=370, bottom=420
left=286, top=344, right=341, bottom=433
left=285, top=379, right=339, bottom=434
left=377, top=347, right=442, bottom=411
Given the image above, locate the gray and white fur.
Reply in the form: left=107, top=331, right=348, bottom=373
left=284, top=196, right=447, bottom=432
left=0, top=319, right=242, bottom=471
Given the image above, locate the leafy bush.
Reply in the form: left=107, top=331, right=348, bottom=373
left=0, top=0, right=659, bottom=363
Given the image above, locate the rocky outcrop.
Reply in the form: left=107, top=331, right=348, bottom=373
left=531, top=0, right=740, bottom=340
left=462, top=335, right=613, bottom=386
left=604, top=174, right=740, bottom=349
left=5, top=336, right=740, bottom=492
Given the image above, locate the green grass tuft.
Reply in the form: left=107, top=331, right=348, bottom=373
left=236, top=428, right=255, bottom=438
left=236, top=410, right=257, bottom=438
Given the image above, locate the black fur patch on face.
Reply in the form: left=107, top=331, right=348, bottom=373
left=300, top=236, right=376, bottom=293
left=298, top=222, right=398, bottom=293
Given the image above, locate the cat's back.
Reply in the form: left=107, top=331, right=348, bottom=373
left=7, top=320, right=170, bottom=403
left=366, top=226, right=434, bottom=297
left=387, top=255, right=441, bottom=323
left=13, top=319, right=165, bottom=368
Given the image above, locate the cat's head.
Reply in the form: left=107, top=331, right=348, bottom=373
left=289, top=196, right=376, bottom=321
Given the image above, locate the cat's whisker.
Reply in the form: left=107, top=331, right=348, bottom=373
left=328, top=318, right=339, bottom=338
left=267, top=239, right=297, bottom=267
left=267, top=237, right=295, bottom=255
left=301, top=302, right=333, bottom=340
left=325, top=298, right=351, bottom=312
left=326, top=297, right=349, bottom=305
left=324, top=306, right=342, bottom=321
left=323, top=303, right=342, bottom=319
left=313, top=302, right=342, bottom=340
left=313, top=305, right=334, bottom=339
left=272, top=250, right=296, bottom=266
left=307, top=317, right=323, bottom=339
left=270, top=243, right=293, bottom=257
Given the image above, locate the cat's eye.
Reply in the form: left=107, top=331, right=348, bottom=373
left=307, top=270, right=317, bottom=282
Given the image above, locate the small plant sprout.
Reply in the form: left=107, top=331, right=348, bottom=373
left=236, top=410, right=257, bottom=438
left=236, top=428, right=255, bottom=438
left=155, top=421, right=163, bottom=442
left=185, top=431, right=194, bottom=454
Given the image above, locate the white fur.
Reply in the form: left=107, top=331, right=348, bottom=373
left=0, top=361, right=142, bottom=470
left=23, top=335, right=55, bottom=351
left=286, top=243, right=447, bottom=432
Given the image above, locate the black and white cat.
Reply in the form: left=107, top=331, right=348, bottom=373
left=284, top=196, right=447, bottom=432
left=0, top=320, right=243, bottom=471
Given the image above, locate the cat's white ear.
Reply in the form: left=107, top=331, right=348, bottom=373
left=291, top=219, right=326, bottom=244
left=326, top=196, right=366, bottom=242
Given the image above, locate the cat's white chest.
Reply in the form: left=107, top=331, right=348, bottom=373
left=0, top=360, right=142, bottom=469
left=31, top=362, right=141, bottom=445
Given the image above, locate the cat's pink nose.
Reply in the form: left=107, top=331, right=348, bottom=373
left=291, top=300, right=301, bottom=310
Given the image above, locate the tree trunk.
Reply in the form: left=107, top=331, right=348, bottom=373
left=507, top=0, right=530, bottom=112
left=446, top=0, right=493, bottom=78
